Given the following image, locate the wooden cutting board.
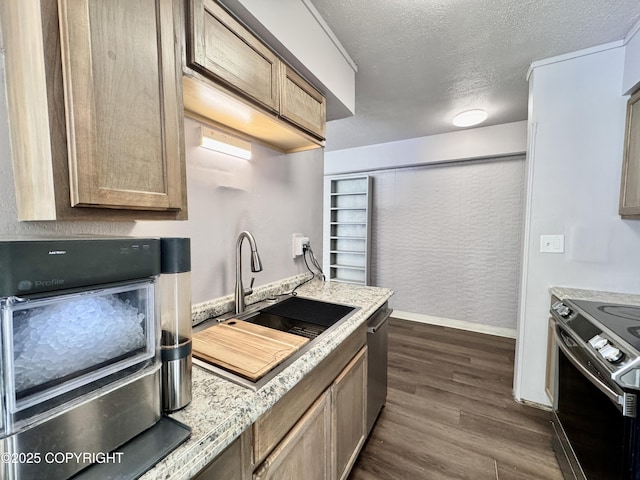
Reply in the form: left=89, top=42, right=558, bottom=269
left=192, top=319, right=309, bottom=382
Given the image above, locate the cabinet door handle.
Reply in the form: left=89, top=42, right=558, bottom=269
left=367, top=308, right=391, bottom=333
left=553, top=323, right=627, bottom=413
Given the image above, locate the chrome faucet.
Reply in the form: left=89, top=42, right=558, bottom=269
left=234, top=231, right=263, bottom=314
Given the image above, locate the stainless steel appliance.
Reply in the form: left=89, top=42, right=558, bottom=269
left=366, top=303, right=391, bottom=435
left=159, top=238, right=192, bottom=412
left=550, top=299, right=640, bottom=479
left=0, top=237, right=164, bottom=480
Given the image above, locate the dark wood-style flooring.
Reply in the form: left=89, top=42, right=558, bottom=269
left=348, top=318, right=563, bottom=480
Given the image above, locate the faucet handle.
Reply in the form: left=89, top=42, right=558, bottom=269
left=244, top=277, right=256, bottom=296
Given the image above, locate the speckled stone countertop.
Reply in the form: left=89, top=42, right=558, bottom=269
left=550, top=286, right=640, bottom=306
left=140, top=277, right=393, bottom=480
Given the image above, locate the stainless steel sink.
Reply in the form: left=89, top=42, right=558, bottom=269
left=242, top=311, right=327, bottom=339
left=192, top=295, right=359, bottom=390
left=242, top=296, right=356, bottom=339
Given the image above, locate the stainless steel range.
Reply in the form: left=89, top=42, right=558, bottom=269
left=550, top=298, right=640, bottom=479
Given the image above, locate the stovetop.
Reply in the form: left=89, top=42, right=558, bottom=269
left=569, top=299, right=640, bottom=353
left=551, top=298, right=640, bottom=390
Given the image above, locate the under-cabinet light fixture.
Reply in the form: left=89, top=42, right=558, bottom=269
left=199, top=126, right=252, bottom=160
left=452, top=109, right=488, bottom=127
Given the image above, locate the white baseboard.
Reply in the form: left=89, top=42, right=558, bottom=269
left=392, top=310, right=517, bottom=339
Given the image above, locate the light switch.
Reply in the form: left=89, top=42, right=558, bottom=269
left=540, top=235, right=565, bottom=253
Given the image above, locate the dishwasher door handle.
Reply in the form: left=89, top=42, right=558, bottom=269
left=368, top=308, right=392, bottom=333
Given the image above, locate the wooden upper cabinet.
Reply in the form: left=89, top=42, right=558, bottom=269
left=620, top=89, right=640, bottom=218
left=0, top=0, right=186, bottom=220
left=280, top=65, right=326, bottom=140
left=187, top=0, right=280, bottom=113
left=58, top=0, right=185, bottom=212
left=183, top=0, right=326, bottom=151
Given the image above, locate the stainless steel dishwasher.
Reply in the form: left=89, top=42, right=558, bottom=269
left=366, top=303, right=392, bottom=435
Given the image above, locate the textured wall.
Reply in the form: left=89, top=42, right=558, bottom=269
left=369, top=156, right=525, bottom=329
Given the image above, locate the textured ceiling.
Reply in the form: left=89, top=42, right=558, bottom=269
left=310, top=0, right=640, bottom=151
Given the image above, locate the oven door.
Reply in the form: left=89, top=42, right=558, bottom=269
left=552, top=322, right=639, bottom=480
left=1, top=279, right=158, bottom=435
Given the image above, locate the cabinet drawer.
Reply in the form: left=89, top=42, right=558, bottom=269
left=280, top=65, right=326, bottom=140
left=188, top=0, right=280, bottom=113
left=252, top=323, right=366, bottom=466
left=254, top=390, right=331, bottom=480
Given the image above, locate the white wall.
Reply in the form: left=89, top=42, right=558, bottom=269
left=324, top=121, right=527, bottom=176
left=623, top=20, right=640, bottom=94
left=515, top=45, right=640, bottom=406
left=0, top=56, right=324, bottom=305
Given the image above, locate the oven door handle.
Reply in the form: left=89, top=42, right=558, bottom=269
left=553, top=324, right=626, bottom=411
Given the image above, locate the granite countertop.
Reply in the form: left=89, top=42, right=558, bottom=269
left=550, top=286, right=640, bottom=306
left=141, top=277, right=393, bottom=480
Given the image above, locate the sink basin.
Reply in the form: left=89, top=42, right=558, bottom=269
left=192, top=295, right=358, bottom=390
left=242, top=296, right=356, bottom=339
left=242, top=312, right=327, bottom=339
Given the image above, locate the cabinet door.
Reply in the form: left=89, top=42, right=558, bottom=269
left=620, top=88, right=640, bottom=217
left=254, top=390, right=331, bottom=480
left=280, top=65, right=326, bottom=140
left=187, top=0, right=280, bottom=113
left=194, top=430, right=251, bottom=480
left=58, top=0, right=185, bottom=211
left=332, top=347, right=367, bottom=480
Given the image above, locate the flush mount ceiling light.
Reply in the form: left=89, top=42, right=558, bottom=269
left=452, top=109, right=488, bottom=127
left=199, top=126, right=252, bottom=160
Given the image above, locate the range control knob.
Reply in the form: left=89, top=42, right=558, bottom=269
left=589, top=335, right=625, bottom=363
left=552, top=302, right=572, bottom=318
left=589, top=335, right=608, bottom=350
left=600, top=345, right=624, bottom=363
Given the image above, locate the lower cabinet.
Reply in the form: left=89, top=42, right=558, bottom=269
left=193, top=429, right=251, bottom=480
left=332, top=347, right=367, bottom=480
left=255, top=347, right=367, bottom=480
left=193, top=324, right=369, bottom=480
left=254, top=390, right=332, bottom=480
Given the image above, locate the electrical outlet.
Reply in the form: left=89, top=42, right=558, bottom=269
left=292, top=233, right=305, bottom=258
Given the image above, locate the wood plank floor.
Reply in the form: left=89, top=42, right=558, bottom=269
left=348, top=318, right=563, bottom=480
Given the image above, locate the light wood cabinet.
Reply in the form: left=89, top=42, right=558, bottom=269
left=620, top=88, right=640, bottom=218
left=0, top=0, right=187, bottom=220
left=252, top=337, right=368, bottom=480
left=545, top=316, right=557, bottom=405
left=183, top=0, right=326, bottom=152
left=280, top=65, right=326, bottom=140
left=254, top=391, right=332, bottom=480
left=193, top=429, right=252, bottom=480
left=332, top=347, right=367, bottom=480
left=187, top=0, right=280, bottom=113
left=252, top=324, right=366, bottom=466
